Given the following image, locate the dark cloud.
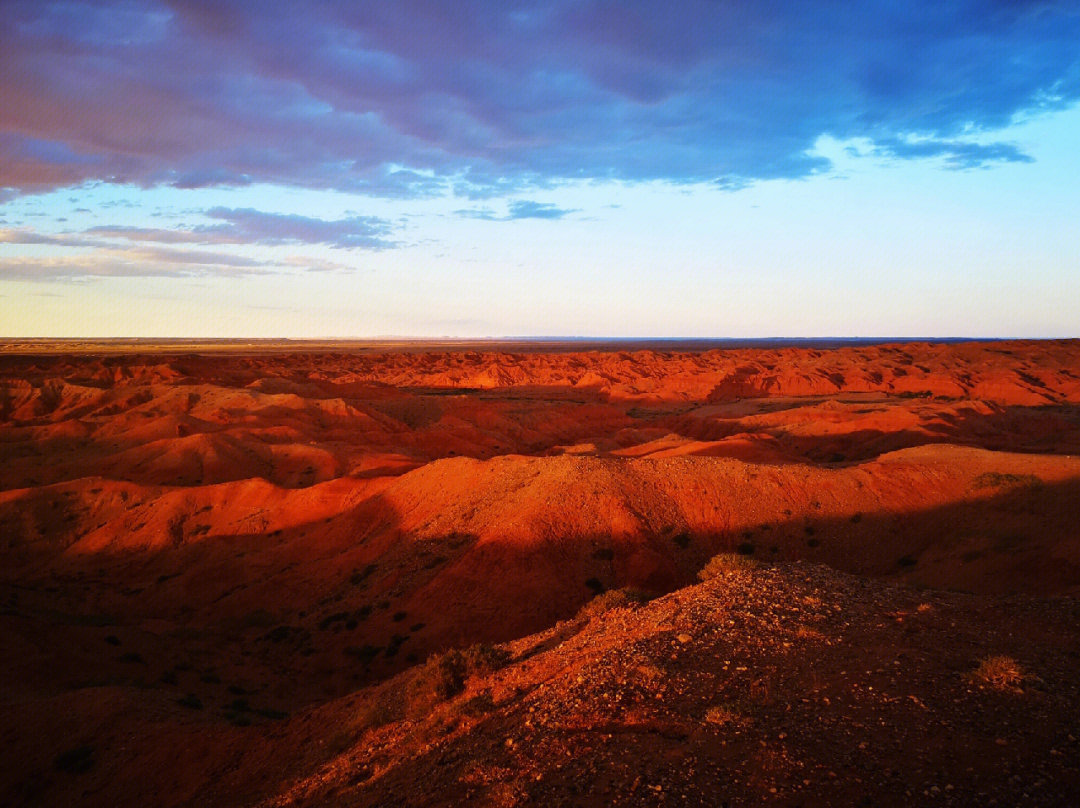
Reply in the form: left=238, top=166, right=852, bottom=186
left=1, top=1, right=1078, bottom=197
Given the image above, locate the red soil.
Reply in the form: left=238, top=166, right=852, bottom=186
left=1, top=340, right=1079, bottom=806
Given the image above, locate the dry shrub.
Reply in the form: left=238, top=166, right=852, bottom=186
left=356, top=687, right=405, bottom=730
left=704, top=701, right=749, bottom=725
left=405, top=644, right=511, bottom=720
left=698, top=553, right=758, bottom=581
left=972, top=472, right=1041, bottom=490
left=971, top=655, right=1026, bottom=690
left=576, top=587, right=652, bottom=620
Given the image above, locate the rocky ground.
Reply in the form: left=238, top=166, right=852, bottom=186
left=270, top=562, right=1080, bottom=807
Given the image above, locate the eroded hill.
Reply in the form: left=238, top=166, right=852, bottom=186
left=2, top=340, right=1079, bottom=805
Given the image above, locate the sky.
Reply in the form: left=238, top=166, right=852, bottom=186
left=1, top=1, right=1079, bottom=338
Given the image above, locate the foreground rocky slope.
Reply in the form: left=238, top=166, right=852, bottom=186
left=7, top=562, right=1079, bottom=806
left=271, top=562, right=1080, bottom=807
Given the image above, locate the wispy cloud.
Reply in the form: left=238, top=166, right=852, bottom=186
left=0, top=227, right=263, bottom=266
left=0, top=255, right=267, bottom=281
left=506, top=201, right=576, bottom=220
left=0, top=225, right=365, bottom=280
left=866, top=137, right=1036, bottom=170
left=202, top=208, right=395, bottom=249
left=453, top=207, right=500, bottom=221
left=86, top=208, right=396, bottom=249
left=454, top=201, right=577, bottom=221
left=0, top=228, right=101, bottom=248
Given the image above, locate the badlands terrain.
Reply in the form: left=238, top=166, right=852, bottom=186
left=1, top=339, right=1079, bottom=806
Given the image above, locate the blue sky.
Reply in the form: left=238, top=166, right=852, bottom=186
left=1, top=1, right=1078, bottom=337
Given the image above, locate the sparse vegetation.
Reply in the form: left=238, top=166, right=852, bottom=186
left=350, top=564, right=378, bottom=585
left=384, top=633, right=409, bottom=658
left=358, top=643, right=513, bottom=726
left=971, top=655, right=1026, bottom=690
left=703, top=701, right=749, bottom=725
left=698, top=553, right=758, bottom=580
left=576, top=587, right=653, bottom=620
left=54, top=745, right=94, bottom=774
left=224, top=711, right=252, bottom=727
left=973, top=472, right=1042, bottom=490
left=344, top=644, right=383, bottom=665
